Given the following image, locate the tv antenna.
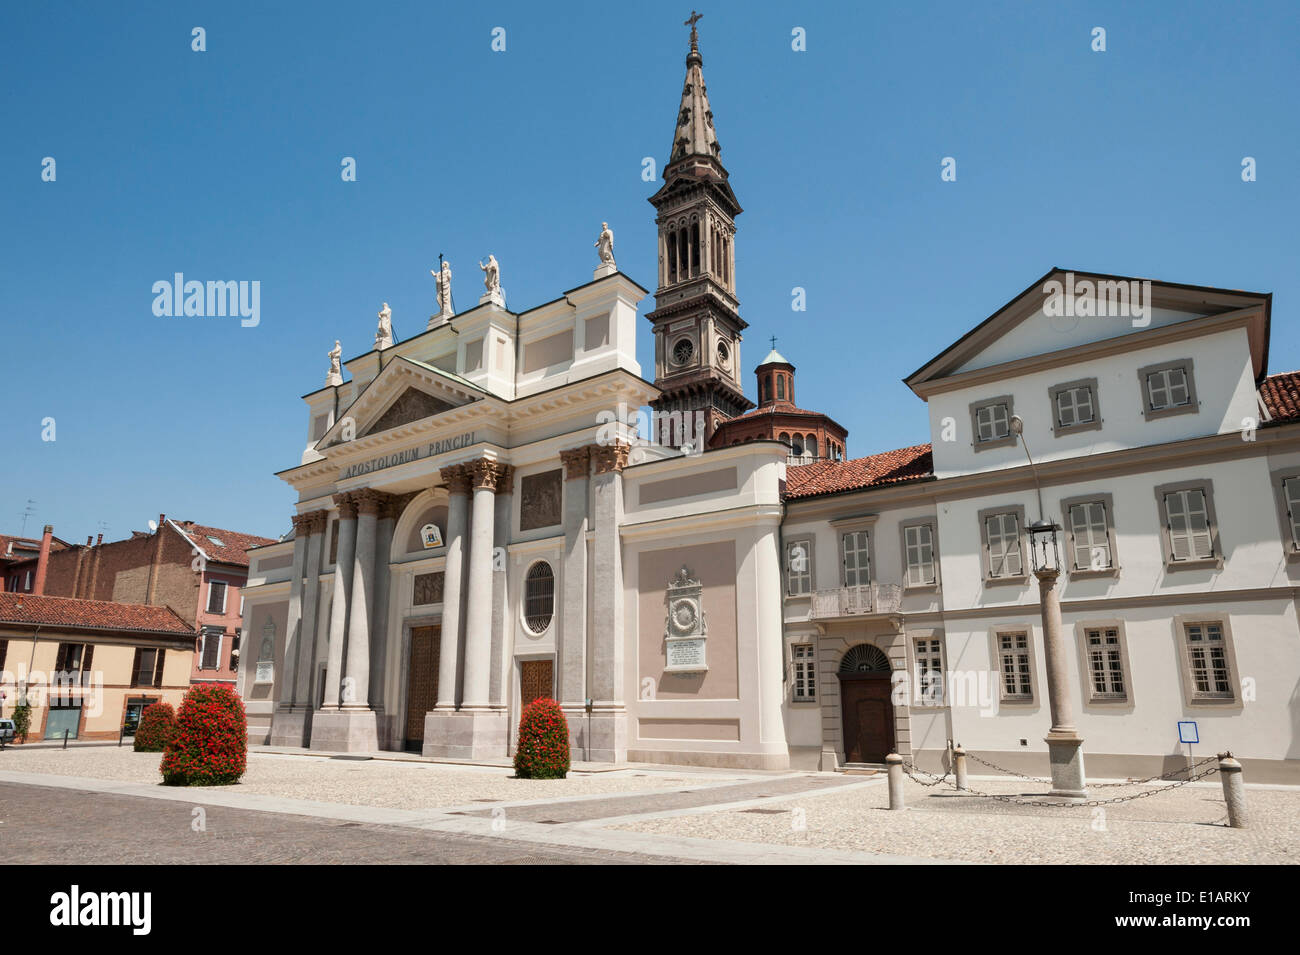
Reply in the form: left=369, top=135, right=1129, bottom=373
left=18, top=500, right=36, bottom=536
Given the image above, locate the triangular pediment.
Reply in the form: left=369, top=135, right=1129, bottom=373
left=319, top=356, right=486, bottom=447
left=904, top=268, right=1271, bottom=394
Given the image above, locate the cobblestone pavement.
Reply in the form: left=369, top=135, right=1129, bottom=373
left=609, top=774, right=1300, bottom=864
left=0, top=746, right=749, bottom=810
left=0, top=783, right=702, bottom=865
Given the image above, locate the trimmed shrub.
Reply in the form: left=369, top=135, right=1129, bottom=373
left=160, top=684, right=247, bottom=786
left=133, top=702, right=177, bottom=752
left=513, top=697, right=570, bottom=779
left=11, top=702, right=31, bottom=743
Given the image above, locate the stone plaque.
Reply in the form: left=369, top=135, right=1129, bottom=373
left=664, top=566, right=708, bottom=672
left=255, top=662, right=274, bottom=685
left=520, top=469, right=563, bottom=530
left=414, top=572, right=445, bottom=606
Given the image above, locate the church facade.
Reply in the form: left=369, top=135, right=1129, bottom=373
left=238, top=20, right=1300, bottom=781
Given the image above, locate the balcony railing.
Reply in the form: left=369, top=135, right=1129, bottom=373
left=809, top=583, right=903, bottom=619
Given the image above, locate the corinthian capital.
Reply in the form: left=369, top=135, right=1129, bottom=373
left=591, top=441, right=630, bottom=474
left=467, top=457, right=503, bottom=491
left=559, top=445, right=592, bottom=481
left=440, top=464, right=471, bottom=495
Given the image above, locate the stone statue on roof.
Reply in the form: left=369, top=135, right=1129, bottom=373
left=595, top=222, right=616, bottom=266
left=326, top=339, right=343, bottom=386
left=374, top=302, right=393, bottom=351
left=432, top=260, right=453, bottom=319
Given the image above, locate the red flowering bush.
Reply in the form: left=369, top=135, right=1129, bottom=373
left=514, top=697, right=569, bottom=779
left=160, top=684, right=247, bottom=786
left=133, top=702, right=176, bottom=752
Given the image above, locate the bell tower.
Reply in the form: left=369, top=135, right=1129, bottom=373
left=646, top=12, right=752, bottom=447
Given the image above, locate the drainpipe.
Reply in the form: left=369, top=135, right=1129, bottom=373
left=33, top=525, right=53, bottom=596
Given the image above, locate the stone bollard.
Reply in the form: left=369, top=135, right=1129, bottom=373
left=953, top=745, right=969, bottom=791
left=1218, top=754, right=1248, bottom=829
left=886, top=753, right=905, bottom=810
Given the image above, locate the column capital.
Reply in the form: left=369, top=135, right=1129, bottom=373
left=441, top=464, right=471, bottom=495
left=495, top=462, right=515, bottom=495
left=334, top=492, right=359, bottom=520
left=380, top=496, right=406, bottom=522
left=353, top=488, right=388, bottom=517
left=591, top=442, right=630, bottom=474
left=301, top=509, right=329, bottom=534
left=290, top=512, right=314, bottom=533
left=467, top=457, right=505, bottom=491
left=559, top=445, right=592, bottom=481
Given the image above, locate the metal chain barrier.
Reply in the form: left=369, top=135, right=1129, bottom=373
left=900, top=757, right=1222, bottom=808
left=963, top=750, right=1218, bottom=788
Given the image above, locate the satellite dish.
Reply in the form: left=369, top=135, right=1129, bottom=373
left=147, top=519, right=158, bottom=532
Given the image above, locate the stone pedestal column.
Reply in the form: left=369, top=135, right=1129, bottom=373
left=435, top=466, right=470, bottom=711
left=271, top=509, right=326, bottom=748
left=295, top=511, right=326, bottom=708
left=1037, top=567, right=1087, bottom=800
left=461, top=459, right=502, bottom=710
left=559, top=446, right=592, bottom=710
left=277, top=517, right=310, bottom=708
left=588, top=442, right=629, bottom=763
left=343, top=490, right=382, bottom=709
left=489, top=466, right=514, bottom=710
left=320, top=494, right=357, bottom=710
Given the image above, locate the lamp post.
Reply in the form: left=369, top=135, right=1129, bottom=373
left=1010, top=415, right=1088, bottom=800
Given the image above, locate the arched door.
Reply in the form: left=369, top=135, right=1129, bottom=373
left=838, top=644, right=894, bottom=764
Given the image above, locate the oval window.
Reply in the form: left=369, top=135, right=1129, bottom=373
left=524, top=562, right=555, bottom=633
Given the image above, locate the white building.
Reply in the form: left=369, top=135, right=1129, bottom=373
left=781, top=271, right=1300, bottom=783
left=238, top=21, right=1300, bottom=782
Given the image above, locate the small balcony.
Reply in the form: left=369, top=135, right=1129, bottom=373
left=809, top=583, right=903, bottom=620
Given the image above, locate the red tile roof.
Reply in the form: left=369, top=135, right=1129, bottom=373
left=785, top=444, right=934, bottom=500
left=0, top=534, right=70, bottom=563
left=1260, top=371, right=1300, bottom=425
left=0, top=591, right=194, bottom=635
left=171, top=522, right=278, bottom=567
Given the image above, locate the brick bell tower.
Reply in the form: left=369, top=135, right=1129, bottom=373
left=646, top=12, right=752, bottom=448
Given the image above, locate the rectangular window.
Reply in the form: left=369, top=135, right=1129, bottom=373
left=1068, top=500, right=1111, bottom=571
left=207, top=581, right=228, bottom=614
left=785, top=539, right=813, bottom=595
left=985, top=512, right=1023, bottom=578
left=1182, top=622, right=1233, bottom=700
left=902, top=523, right=937, bottom=587
left=1084, top=627, right=1126, bottom=700
left=54, top=643, right=93, bottom=680
left=1138, top=359, right=1198, bottom=421
left=200, top=627, right=223, bottom=670
left=791, top=644, right=816, bottom=702
left=913, top=637, right=944, bottom=705
left=997, top=631, right=1033, bottom=701
left=1164, top=488, right=1213, bottom=561
left=131, top=648, right=165, bottom=688
left=841, top=531, right=871, bottom=587
left=1277, top=474, right=1300, bottom=553
left=1049, top=378, right=1100, bottom=435
left=975, top=403, right=1009, bottom=442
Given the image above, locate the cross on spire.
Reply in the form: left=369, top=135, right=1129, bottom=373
left=769, top=335, right=778, bottom=350
left=685, top=10, right=702, bottom=51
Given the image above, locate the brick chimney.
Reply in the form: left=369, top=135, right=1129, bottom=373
left=33, top=524, right=53, bottom=596
left=146, top=514, right=166, bottom=605
left=88, top=533, right=104, bottom=599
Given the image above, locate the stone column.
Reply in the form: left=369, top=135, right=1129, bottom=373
left=461, top=458, right=502, bottom=710
left=277, top=515, right=310, bottom=709
left=489, top=465, right=514, bottom=709
left=343, top=490, right=382, bottom=709
left=1037, top=567, right=1087, bottom=800
left=294, top=510, right=327, bottom=709
left=559, top=446, right=592, bottom=709
left=435, top=466, right=470, bottom=710
left=320, top=494, right=357, bottom=710
left=588, top=442, right=629, bottom=762
left=369, top=497, right=398, bottom=725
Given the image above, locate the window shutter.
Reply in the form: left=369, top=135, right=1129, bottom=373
left=82, top=644, right=94, bottom=681
left=1166, top=492, right=1190, bottom=560
left=1188, top=490, right=1212, bottom=558
left=153, top=649, right=166, bottom=688
left=55, top=643, right=69, bottom=673
left=131, top=647, right=143, bottom=687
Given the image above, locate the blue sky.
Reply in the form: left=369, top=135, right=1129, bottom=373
left=2, top=1, right=1297, bottom=542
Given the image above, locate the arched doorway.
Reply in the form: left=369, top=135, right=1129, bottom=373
left=838, top=644, right=894, bottom=764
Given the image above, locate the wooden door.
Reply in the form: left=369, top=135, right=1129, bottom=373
left=520, top=659, right=554, bottom=709
left=405, top=626, right=440, bottom=747
left=840, top=677, right=894, bottom=763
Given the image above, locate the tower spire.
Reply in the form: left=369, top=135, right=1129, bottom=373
left=670, top=11, right=720, bottom=165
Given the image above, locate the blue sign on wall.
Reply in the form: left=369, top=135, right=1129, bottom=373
left=1178, top=721, right=1199, bottom=744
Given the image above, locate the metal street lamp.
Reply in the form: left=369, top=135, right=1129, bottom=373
left=1010, top=416, right=1088, bottom=800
